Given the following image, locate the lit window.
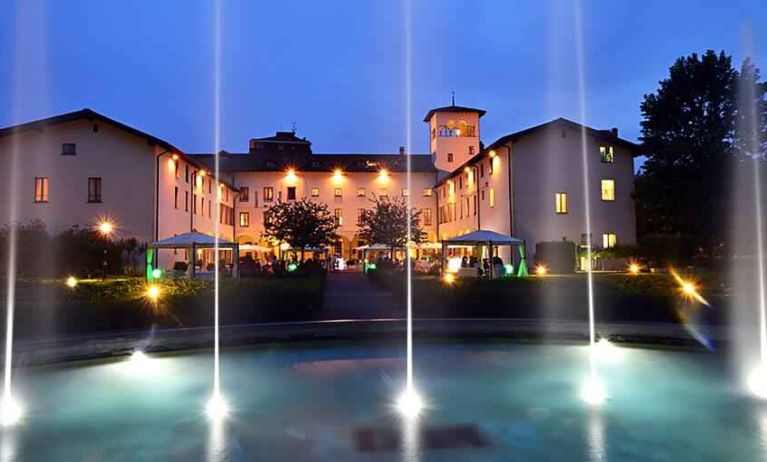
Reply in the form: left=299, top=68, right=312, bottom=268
left=357, top=187, right=366, bottom=197
left=423, top=208, right=432, bottom=226
left=61, top=143, right=76, bottom=156
left=287, top=186, right=297, bottom=201
left=602, top=233, right=617, bottom=249
left=88, top=177, right=102, bottom=203
left=311, top=188, right=320, bottom=197
left=600, top=145, right=614, bottom=163
left=264, top=187, right=274, bottom=202
left=555, top=192, right=568, bottom=214
left=601, top=179, right=615, bottom=201
left=402, top=188, right=409, bottom=197
left=489, top=188, right=495, bottom=208
left=334, top=188, right=343, bottom=198
left=334, top=208, right=343, bottom=225
left=240, top=187, right=249, bottom=202
left=34, top=177, right=49, bottom=203
left=423, top=188, right=433, bottom=197
left=239, top=212, right=250, bottom=227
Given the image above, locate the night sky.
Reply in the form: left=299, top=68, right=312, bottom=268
left=1, top=0, right=765, bottom=162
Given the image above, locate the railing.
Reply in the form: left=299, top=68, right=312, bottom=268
left=438, top=125, right=476, bottom=137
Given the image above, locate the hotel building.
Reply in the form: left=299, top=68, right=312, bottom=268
left=0, top=103, right=639, bottom=268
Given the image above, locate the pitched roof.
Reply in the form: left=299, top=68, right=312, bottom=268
left=436, top=117, right=642, bottom=187
left=0, top=108, right=239, bottom=190
left=189, top=152, right=437, bottom=174
left=0, top=108, right=182, bottom=153
left=423, top=105, right=487, bottom=122
left=252, top=131, right=310, bottom=144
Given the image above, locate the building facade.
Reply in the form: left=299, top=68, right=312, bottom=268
left=0, top=104, right=639, bottom=269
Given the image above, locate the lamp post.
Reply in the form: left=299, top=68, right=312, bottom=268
left=97, top=220, right=114, bottom=276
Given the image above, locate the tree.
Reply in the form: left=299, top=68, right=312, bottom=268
left=734, top=58, right=767, bottom=160
left=357, top=196, right=427, bottom=259
left=636, top=50, right=740, bottom=256
left=262, top=198, right=339, bottom=261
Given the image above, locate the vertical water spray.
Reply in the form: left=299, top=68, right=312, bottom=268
left=738, top=33, right=767, bottom=398
left=206, top=0, right=228, bottom=420
left=396, top=0, right=423, bottom=419
left=573, top=0, right=605, bottom=406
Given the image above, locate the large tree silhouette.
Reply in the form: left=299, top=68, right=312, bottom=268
left=636, top=50, right=742, bottom=257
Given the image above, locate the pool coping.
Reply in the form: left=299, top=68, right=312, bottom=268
left=6, top=318, right=721, bottom=367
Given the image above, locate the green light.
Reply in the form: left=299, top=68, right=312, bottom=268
left=287, top=263, right=298, bottom=272
left=367, top=263, right=376, bottom=270
left=151, top=268, right=163, bottom=280
left=504, top=264, right=513, bottom=276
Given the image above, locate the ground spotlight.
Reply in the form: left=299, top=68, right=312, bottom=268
left=65, top=276, right=78, bottom=288
left=628, top=263, right=640, bottom=275
left=443, top=273, right=456, bottom=285
left=535, top=264, right=548, bottom=276
left=146, top=284, right=161, bottom=302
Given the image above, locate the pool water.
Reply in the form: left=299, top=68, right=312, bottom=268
left=2, top=341, right=763, bottom=461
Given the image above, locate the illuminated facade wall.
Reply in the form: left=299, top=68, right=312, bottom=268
left=232, top=168, right=437, bottom=259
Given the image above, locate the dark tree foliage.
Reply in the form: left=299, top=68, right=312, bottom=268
left=734, top=58, right=767, bottom=159
left=357, top=196, right=426, bottom=259
left=262, top=198, right=340, bottom=261
left=636, top=50, right=766, bottom=258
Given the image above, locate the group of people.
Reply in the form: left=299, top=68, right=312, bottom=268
left=460, top=255, right=508, bottom=277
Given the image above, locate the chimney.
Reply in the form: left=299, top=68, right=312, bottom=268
left=610, top=127, right=618, bottom=137
left=399, top=146, right=405, bottom=156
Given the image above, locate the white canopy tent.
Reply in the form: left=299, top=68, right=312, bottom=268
left=148, top=232, right=239, bottom=278
left=441, top=230, right=526, bottom=278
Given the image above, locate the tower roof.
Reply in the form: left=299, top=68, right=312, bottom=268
left=423, top=104, right=486, bottom=122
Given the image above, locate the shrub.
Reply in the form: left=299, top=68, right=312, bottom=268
left=535, top=241, right=577, bottom=273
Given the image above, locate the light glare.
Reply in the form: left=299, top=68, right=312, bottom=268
left=748, top=364, right=767, bottom=399
left=205, top=392, right=229, bottom=421
left=0, top=395, right=22, bottom=427
left=535, top=264, right=548, bottom=276
left=581, top=375, right=607, bottom=406
left=98, top=220, right=114, bottom=236
left=146, top=285, right=161, bottom=302
left=443, top=273, right=456, bottom=285
left=65, top=276, right=78, bottom=288
left=396, top=387, right=423, bottom=418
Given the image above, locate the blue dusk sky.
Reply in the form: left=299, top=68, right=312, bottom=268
left=1, top=0, right=765, bottom=162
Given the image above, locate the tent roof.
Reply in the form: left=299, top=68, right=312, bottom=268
left=444, top=230, right=523, bottom=245
left=149, top=232, right=236, bottom=249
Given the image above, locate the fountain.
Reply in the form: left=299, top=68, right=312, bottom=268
left=572, top=0, right=605, bottom=406
left=396, top=0, right=423, bottom=420
left=206, top=0, right=228, bottom=422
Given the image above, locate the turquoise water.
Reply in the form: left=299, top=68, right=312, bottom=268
left=1, top=341, right=762, bottom=461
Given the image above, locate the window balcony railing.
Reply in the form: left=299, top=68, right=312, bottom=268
left=438, top=125, right=476, bottom=137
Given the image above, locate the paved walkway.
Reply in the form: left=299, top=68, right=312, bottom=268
left=320, top=271, right=403, bottom=320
